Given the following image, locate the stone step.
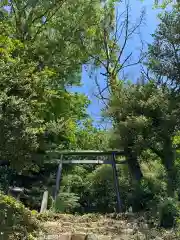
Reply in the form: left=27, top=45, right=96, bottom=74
left=45, top=224, right=127, bottom=233
left=74, top=226, right=123, bottom=234
left=38, top=233, right=112, bottom=240
left=48, top=218, right=127, bottom=224
left=43, top=221, right=130, bottom=235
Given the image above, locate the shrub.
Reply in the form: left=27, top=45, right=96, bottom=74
left=86, top=165, right=117, bottom=213
left=125, top=178, right=163, bottom=213
left=0, top=192, right=40, bottom=239
left=128, top=181, right=154, bottom=212
left=53, top=192, right=80, bottom=213
left=158, top=197, right=180, bottom=228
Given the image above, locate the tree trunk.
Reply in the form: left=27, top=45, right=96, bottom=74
left=125, top=148, right=143, bottom=182
left=162, top=138, right=176, bottom=197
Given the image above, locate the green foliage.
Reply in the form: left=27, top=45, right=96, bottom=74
left=128, top=180, right=155, bottom=212
left=108, top=80, right=179, bottom=193
left=74, top=119, right=110, bottom=150
left=109, top=81, right=178, bottom=153
left=58, top=164, right=117, bottom=213
left=53, top=192, right=80, bottom=213
left=158, top=197, right=180, bottom=228
left=86, top=165, right=116, bottom=212
left=1, top=0, right=106, bottom=86
left=147, top=9, right=180, bottom=92
left=0, top=192, right=39, bottom=239
left=0, top=0, right=109, bottom=166
left=0, top=166, right=15, bottom=192
left=0, top=0, right=106, bottom=207
left=153, top=0, right=179, bottom=10
left=0, top=0, right=179, bottom=235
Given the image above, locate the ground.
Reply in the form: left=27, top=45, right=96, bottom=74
left=38, top=213, right=178, bottom=239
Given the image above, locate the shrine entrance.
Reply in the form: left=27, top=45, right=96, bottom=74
left=51, top=150, right=127, bottom=213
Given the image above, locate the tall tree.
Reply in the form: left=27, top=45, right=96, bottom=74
left=144, top=8, right=180, bottom=195
left=147, top=9, right=180, bottom=92
left=0, top=0, right=110, bottom=167
left=80, top=0, right=146, bottom=182
left=109, top=80, right=180, bottom=196
left=0, top=0, right=112, bottom=208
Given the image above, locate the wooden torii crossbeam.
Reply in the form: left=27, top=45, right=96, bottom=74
left=52, top=150, right=126, bottom=213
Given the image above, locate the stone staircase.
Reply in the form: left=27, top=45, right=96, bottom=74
left=38, top=214, right=178, bottom=239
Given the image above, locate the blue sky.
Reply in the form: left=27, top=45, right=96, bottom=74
left=74, top=0, right=161, bottom=127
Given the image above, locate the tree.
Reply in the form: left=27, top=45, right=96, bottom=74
left=0, top=0, right=106, bottom=86
left=79, top=0, right=145, bottom=182
left=99, top=3, right=180, bottom=189
left=0, top=0, right=121, bottom=210
left=74, top=119, right=110, bottom=150
left=108, top=80, right=180, bottom=196
left=108, top=82, right=148, bottom=182
left=147, top=9, right=180, bottom=92
left=0, top=29, right=97, bottom=207
left=153, top=0, right=179, bottom=10
left=143, top=8, right=180, bottom=196
left=0, top=0, right=111, bottom=209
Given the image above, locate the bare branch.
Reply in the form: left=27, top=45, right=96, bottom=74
left=141, top=65, right=151, bottom=82
left=127, top=9, right=145, bottom=39
left=94, top=75, right=109, bottom=107
left=103, top=28, right=111, bottom=72
left=118, top=52, right=132, bottom=70
left=112, top=3, right=130, bottom=75
left=109, top=9, right=127, bottom=55
left=120, top=55, right=144, bottom=70
left=108, top=4, right=145, bottom=78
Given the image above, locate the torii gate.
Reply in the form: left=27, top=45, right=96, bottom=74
left=51, top=150, right=126, bottom=213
